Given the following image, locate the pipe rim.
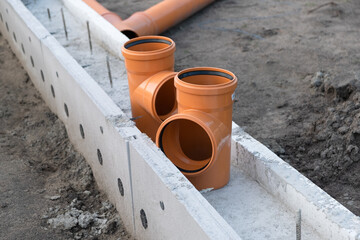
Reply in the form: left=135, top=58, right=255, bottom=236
left=157, top=113, right=217, bottom=175
left=178, top=70, right=234, bottom=81
left=175, top=67, right=237, bottom=95
left=122, top=36, right=175, bottom=60
left=124, top=38, right=172, bottom=49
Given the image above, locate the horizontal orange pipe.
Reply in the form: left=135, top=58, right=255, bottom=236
left=83, top=0, right=114, bottom=16
left=83, top=0, right=214, bottom=38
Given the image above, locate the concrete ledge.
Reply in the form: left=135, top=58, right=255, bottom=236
left=231, top=123, right=360, bottom=240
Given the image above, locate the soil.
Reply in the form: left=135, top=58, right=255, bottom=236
left=98, top=0, right=360, bottom=216
left=0, top=33, right=133, bottom=239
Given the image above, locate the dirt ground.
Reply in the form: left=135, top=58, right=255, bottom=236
left=0, top=33, right=132, bottom=239
left=1, top=0, right=360, bottom=239
left=98, top=0, right=360, bottom=216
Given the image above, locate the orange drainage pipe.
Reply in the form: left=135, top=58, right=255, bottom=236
left=121, top=36, right=177, bottom=141
left=156, top=68, right=238, bottom=190
left=83, top=0, right=214, bottom=38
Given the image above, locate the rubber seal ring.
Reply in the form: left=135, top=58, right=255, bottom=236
left=125, top=39, right=172, bottom=49
left=178, top=70, right=234, bottom=80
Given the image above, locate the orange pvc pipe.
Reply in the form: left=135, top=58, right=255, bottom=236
left=83, top=0, right=214, bottom=38
left=82, top=0, right=123, bottom=23
left=156, top=67, right=238, bottom=190
left=121, top=36, right=177, bottom=140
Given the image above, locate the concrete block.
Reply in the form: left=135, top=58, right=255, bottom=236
left=128, top=136, right=240, bottom=240
left=231, top=122, right=360, bottom=240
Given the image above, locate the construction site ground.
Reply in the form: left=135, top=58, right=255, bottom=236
left=1, top=0, right=360, bottom=239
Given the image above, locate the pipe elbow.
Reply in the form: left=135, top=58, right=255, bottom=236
left=121, top=11, right=158, bottom=38
left=133, top=71, right=177, bottom=123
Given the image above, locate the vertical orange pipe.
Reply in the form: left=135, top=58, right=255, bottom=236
left=156, top=68, right=238, bottom=190
left=121, top=36, right=177, bottom=140
left=82, top=0, right=214, bottom=38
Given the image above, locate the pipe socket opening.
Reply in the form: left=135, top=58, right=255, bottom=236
left=155, top=77, right=176, bottom=121
left=124, top=38, right=172, bottom=52
left=159, top=119, right=213, bottom=173
left=178, top=70, right=234, bottom=86
left=121, top=30, right=138, bottom=39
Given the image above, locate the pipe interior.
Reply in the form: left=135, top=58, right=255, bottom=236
left=121, top=30, right=138, bottom=39
left=125, top=39, right=172, bottom=51
left=155, top=77, right=176, bottom=120
left=160, top=119, right=212, bottom=173
left=179, top=70, right=233, bottom=85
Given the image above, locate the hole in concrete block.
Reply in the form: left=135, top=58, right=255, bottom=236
left=160, top=201, right=165, bottom=210
left=140, top=209, right=148, bottom=229
left=30, top=56, right=34, bottom=67
left=21, top=43, right=25, bottom=54
left=13, top=32, right=17, bottom=42
left=97, top=149, right=103, bottom=165
left=56, top=71, right=59, bottom=78
left=6, top=9, right=8, bottom=14
left=0, top=13, right=2, bottom=22
left=5, top=22, right=9, bottom=32
left=29, top=36, right=31, bottom=42
left=51, top=85, right=55, bottom=98
left=100, top=126, right=103, bottom=134
left=40, top=70, right=45, bottom=82
left=117, top=178, right=124, bottom=197
left=80, top=124, right=85, bottom=139
left=64, top=103, right=69, bottom=117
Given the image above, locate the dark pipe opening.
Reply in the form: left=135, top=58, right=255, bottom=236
left=155, top=78, right=176, bottom=120
left=121, top=30, right=138, bottom=39
left=159, top=119, right=212, bottom=173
